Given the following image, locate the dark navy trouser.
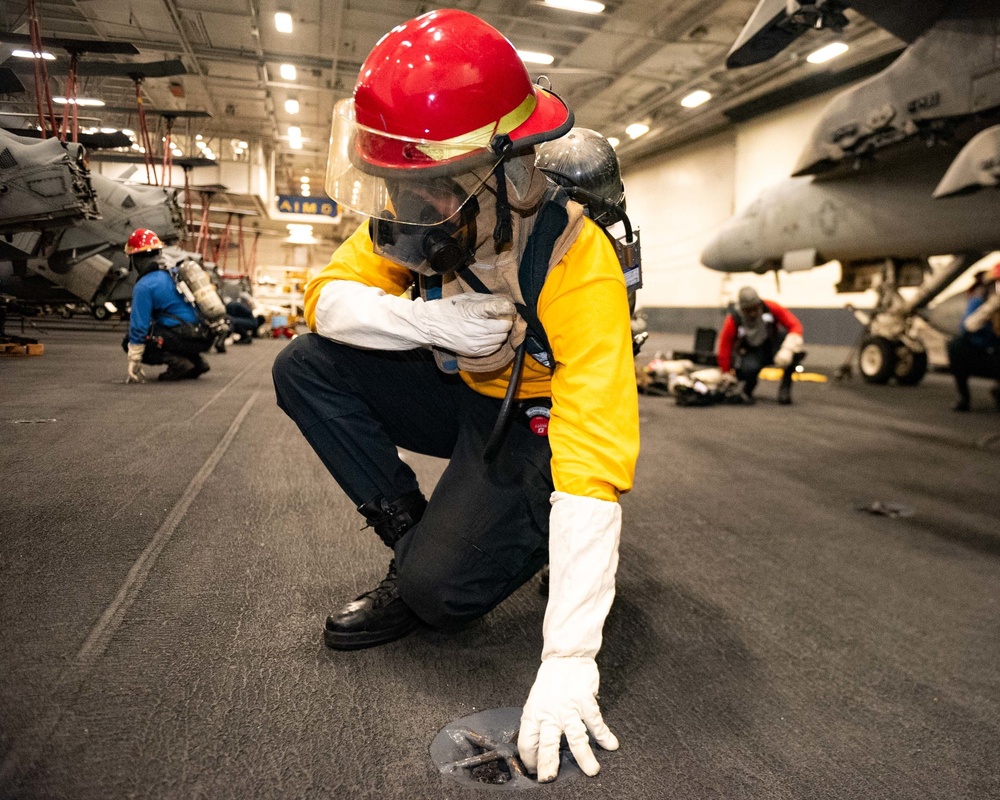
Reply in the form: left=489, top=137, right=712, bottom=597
left=272, top=333, right=553, bottom=628
left=947, top=332, right=1000, bottom=402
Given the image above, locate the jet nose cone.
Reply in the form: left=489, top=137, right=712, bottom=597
left=701, top=232, right=726, bottom=271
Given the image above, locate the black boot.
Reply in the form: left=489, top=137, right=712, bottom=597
left=158, top=353, right=196, bottom=381
left=186, top=355, right=210, bottom=379
left=324, top=490, right=427, bottom=650
left=778, top=370, right=793, bottom=405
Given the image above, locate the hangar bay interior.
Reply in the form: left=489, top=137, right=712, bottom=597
left=2, top=1, right=998, bottom=798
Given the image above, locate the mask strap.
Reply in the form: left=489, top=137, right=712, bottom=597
left=490, top=134, right=514, bottom=250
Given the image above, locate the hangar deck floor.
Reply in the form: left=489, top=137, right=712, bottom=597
left=1, top=325, right=998, bottom=800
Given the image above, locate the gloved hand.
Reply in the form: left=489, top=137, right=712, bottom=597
left=126, top=343, right=146, bottom=384
left=411, top=294, right=515, bottom=356
left=518, top=492, right=621, bottom=783
left=519, top=656, right=618, bottom=781
left=315, top=280, right=514, bottom=356
left=774, top=331, right=804, bottom=368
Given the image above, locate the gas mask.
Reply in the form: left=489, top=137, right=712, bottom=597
left=131, top=250, right=164, bottom=277
left=369, top=177, right=484, bottom=276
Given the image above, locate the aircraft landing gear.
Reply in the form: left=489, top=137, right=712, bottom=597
left=842, top=253, right=982, bottom=387
left=858, top=335, right=896, bottom=384
left=893, top=343, right=928, bottom=386
left=856, top=336, right=929, bottom=385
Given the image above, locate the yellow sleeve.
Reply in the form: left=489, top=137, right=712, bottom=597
left=303, top=222, right=414, bottom=331
left=538, top=218, right=640, bottom=502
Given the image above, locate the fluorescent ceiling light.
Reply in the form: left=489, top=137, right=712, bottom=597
left=680, top=89, right=712, bottom=108
left=52, top=96, right=105, bottom=107
left=517, top=50, right=554, bottom=65
left=807, top=42, right=849, bottom=64
left=606, top=137, right=619, bottom=148
left=286, top=224, right=316, bottom=244
left=300, top=176, right=310, bottom=184
left=625, top=123, right=649, bottom=139
left=274, top=12, right=293, bottom=33
left=284, top=98, right=300, bottom=114
left=279, top=63, right=297, bottom=81
left=287, top=126, right=301, bottom=138
left=12, top=49, right=54, bottom=60
left=289, top=139, right=303, bottom=150
left=544, top=0, right=605, bottom=14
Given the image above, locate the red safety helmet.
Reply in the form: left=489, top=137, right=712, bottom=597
left=325, top=9, right=573, bottom=225
left=125, top=228, right=164, bottom=255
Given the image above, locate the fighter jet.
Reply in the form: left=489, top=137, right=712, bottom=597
left=0, top=129, right=184, bottom=318
left=701, top=0, right=1000, bottom=384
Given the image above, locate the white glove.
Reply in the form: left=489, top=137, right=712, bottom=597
left=126, top=343, right=146, bottom=384
left=518, top=492, right=621, bottom=782
left=718, top=370, right=738, bottom=388
left=315, top=280, right=514, bottom=356
left=964, top=292, right=1000, bottom=333
left=774, top=331, right=804, bottom=368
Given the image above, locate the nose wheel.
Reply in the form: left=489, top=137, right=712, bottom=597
left=857, top=335, right=928, bottom=385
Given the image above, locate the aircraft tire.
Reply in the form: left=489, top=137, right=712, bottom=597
left=858, top=335, right=897, bottom=384
left=91, top=305, right=110, bottom=321
left=894, top=346, right=928, bottom=386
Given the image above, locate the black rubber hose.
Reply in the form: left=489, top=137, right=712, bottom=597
left=482, top=340, right=527, bottom=463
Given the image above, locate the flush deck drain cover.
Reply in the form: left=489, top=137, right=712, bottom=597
left=430, top=707, right=582, bottom=790
left=855, top=500, right=915, bottom=518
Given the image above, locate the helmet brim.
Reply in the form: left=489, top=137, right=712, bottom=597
left=505, top=87, right=574, bottom=154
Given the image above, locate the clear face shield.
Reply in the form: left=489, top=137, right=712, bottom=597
left=325, top=99, right=503, bottom=274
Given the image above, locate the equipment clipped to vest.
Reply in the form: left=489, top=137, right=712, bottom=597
left=172, top=258, right=229, bottom=337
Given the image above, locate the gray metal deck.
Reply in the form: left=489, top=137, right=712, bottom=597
left=1, top=324, right=998, bottom=799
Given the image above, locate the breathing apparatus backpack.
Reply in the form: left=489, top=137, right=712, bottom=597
left=521, top=127, right=642, bottom=368
left=164, top=252, right=229, bottom=338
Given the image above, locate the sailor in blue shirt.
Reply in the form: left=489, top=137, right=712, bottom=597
left=947, top=264, right=1000, bottom=411
left=122, top=229, right=211, bottom=382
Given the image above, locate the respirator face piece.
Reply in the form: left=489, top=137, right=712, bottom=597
left=132, top=250, right=164, bottom=277
left=369, top=177, right=481, bottom=275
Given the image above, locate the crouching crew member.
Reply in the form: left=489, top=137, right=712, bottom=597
left=271, top=10, right=638, bottom=784
left=122, top=228, right=211, bottom=383
left=718, top=286, right=805, bottom=404
left=948, top=263, right=1000, bottom=411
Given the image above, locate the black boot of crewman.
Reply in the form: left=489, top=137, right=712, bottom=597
left=324, top=490, right=427, bottom=651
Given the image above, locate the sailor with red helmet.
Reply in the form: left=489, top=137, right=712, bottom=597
left=123, top=228, right=210, bottom=382
left=271, top=9, right=638, bottom=783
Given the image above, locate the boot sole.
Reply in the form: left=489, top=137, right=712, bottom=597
left=323, top=619, right=421, bottom=651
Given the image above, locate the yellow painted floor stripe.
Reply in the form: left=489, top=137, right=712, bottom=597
left=758, top=367, right=828, bottom=383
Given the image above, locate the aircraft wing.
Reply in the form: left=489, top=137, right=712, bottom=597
left=727, top=0, right=949, bottom=68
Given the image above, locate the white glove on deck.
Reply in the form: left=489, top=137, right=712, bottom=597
left=126, top=343, right=146, bottom=384
left=315, top=280, right=514, bottom=357
left=518, top=492, right=621, bottom=783
left=774, top=331, right=804, bottom=368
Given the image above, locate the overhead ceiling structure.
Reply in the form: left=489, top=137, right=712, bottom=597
left=0, top=0, right=902, bottom=200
